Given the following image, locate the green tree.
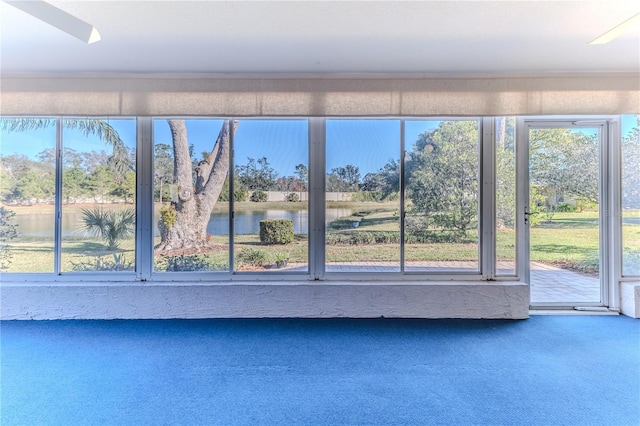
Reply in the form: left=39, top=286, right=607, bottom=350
left=529, top=128, right=599, bottom=208
left=218, top=173, right=249, bottom=202
left=86, top=166, right=115, bottom=203
left=0, top=153, right=55, bottom=203
left=295, top=163, right=308, bottom=191
left=111, top=170, right=136, bottom=204
left=155, top=120, right=235, bottom=252
left=2, top=118, right=236, bottom=253
left=154, top=143, right=174, bottom=202
left=237, top=156, right=277, bottom=191
left=361, top=159, right=399, bottom=200
left=496, top=117, right=516, bottom=228
left=62, top=167, right=87, bottom=203
left=406, top=121, right=479, bottom=238
left=328, top=164, right=360, bottom=192
left=622, top=117, right=640, bottom=209
left=15, top=170, right=55, bottom=203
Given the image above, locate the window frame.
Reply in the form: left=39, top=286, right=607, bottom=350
left=2, top=115, right=626, bottom=284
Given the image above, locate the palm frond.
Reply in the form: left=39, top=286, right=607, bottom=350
left=81, top=207, right=135, bottom=250
left=1, top=118, right=133, bottom=177
left=0, top=118, right=56, bottom=132
left=62, top=119, right=133, bottom=176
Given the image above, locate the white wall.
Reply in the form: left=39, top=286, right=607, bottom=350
left=620, top=282, right=640, bottom=318
left=0, top=281, right=529, bottom=320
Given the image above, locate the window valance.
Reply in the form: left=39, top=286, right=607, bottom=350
left=1, top=73, right=638, bottom=116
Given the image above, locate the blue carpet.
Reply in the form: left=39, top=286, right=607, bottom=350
left=1, top=316, right=639, bottom=426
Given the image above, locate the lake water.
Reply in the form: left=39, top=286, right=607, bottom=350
left=12, top=208, right=353, bottom=238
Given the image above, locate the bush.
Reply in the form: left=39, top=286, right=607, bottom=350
left=154, top=254, right=226, bottom=272
left=351, top=191, right=381, bottom=202
left=236, top=247, right=267, bottom=267
left=0, top=207, right=18, bottom=270
left=325, top=231, right=400, bottom=245
left=71, top=254, right=134, bottom=272
left=273, top=251, right=290, bottom=268
left=234, top=187, right=249, bottom=202
left=160, top=205, right=177, bottom=229
left=218, top=185, right=248, bottom=202
left=404, top=215, right=474, bottom=243
left=260, top=219, right=294, bottom=244
left=250, top=190, right=268, bottom=202
left=557, top=203, right=577, bottom=213
left=285, top=193, right=300, bottom=202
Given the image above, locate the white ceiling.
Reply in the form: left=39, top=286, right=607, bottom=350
left=1, top=0, right=639, bottom=75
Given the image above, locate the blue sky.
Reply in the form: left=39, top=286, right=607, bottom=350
left=2, top=117, right=638, bottom=178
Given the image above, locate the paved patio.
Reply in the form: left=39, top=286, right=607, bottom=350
left=321, top=260, right=601, bottom=305
left=529, top=261, right=600, bottom=304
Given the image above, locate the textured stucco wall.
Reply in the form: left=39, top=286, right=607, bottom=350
left=0, top=281, right=529, bottom=320
left=620, top=282, right=640, bottom=318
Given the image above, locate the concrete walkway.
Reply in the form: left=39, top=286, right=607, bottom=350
left=320, top=260, right=601, bottom=305
left=529, top=261, right=600, bottom=304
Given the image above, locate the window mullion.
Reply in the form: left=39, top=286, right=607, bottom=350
left=309, top=117, right=326, bottom=280
left=229, top=119, right=235, bottom=274
left=137, top=117, right=153, bottom=280
left=481, top=117, right=496, bottom=279
left=54, top=118, right=63, bottom=275
left=400, top=119, right=406, bottom=273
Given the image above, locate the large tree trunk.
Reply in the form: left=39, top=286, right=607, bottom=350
left=155, top=119, right=236, bottom=254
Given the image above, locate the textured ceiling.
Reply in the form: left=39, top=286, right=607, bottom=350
left=1, top=0, right=639, bottom=75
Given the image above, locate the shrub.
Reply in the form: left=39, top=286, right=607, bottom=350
left=71, top=254, right=134, bottom=272
left=218, top=185, right=248, bottom=202
left=285, top=192, right=300, bottom=202
left=250, top=189, right=268, bottom=202
left=234, top=187, right=249, bottom=202
left=404, top=215, right=474, bottom=243
left=260, top=219, right=294, bottom=244
left=273, top=251, right=290, bottom=268
left=236, top=247, right=267, bottom=267
left=351, top=191, right=381, bottom=202
left=0, top=207, right=18, bottom=270
left=557, top=203, right=577, bottom=213
left=160, top=205, right=177, bottom=229
left=325, top=231, right=400, bottom=245
left=156, top=254, right=209, bottom=272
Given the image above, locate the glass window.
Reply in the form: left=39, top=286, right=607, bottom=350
left=495, top=117, right=516, bottom=275
left=622, top=115, right=640, bottom=276
left=233, top=120, right=308, bottom=272
left=404, top=120, right=480, bottom=272
left=153, top=119, right=230, bottom=272
left=325, top=120, right=401, bottom=273
left=61, top=119, right=136, bottom=272
left=0, top=118, right=56, bottom=272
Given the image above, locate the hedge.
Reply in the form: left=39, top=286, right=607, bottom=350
left=259, top=219, right=294, bottom=244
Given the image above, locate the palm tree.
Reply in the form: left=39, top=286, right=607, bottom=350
left=81, top=207, right=135, bottom=250
left=2, top=117, right=236, bottom=254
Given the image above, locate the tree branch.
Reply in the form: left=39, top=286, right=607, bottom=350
left=167, top=120, right=193, bottom=202
left=199, top=120, right=237, bottom=212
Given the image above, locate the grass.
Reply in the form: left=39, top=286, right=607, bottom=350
left=3, top=203, right=639, bottom=275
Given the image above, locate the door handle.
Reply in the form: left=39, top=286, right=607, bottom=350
left=524, top=207, right=537, bottom=225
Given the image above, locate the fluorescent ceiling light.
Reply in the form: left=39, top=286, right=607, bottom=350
left=589, top=12, right=640, bottom=45
left=4, top=0, right=101, bottom=44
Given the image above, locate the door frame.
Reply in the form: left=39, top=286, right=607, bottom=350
left=516, top=117, right=621, bottom=310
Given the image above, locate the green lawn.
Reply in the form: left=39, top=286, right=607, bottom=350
left=3, top=203, right=639, bottom=274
